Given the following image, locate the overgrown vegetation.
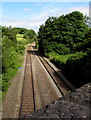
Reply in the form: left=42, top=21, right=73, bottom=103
left=38, top=11, right=91, bottom=88
left=2, top=26, right=36, bottom=96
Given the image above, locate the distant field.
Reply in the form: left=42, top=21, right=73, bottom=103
left=16, top=34, right=26, bottom=41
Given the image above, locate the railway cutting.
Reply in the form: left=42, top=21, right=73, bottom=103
left=19, top=43, right=72, bottom=118
left=2, top=44, right=73, bottom=118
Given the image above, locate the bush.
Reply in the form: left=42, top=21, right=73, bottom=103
left=2, top=73, right=10, bottom=91
left=17, top=44, right=25, bottom=55
left=51, top=56, right=65, bottom=69
left=64, top=52, right=91, bottom=87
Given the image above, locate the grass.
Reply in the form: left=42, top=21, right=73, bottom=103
left=2, top=34, right=27, bottom=99
left=46, top=51, right=74, bottom=63
left=46, top=51, right=59, bottom=59
left=46, top=51, right=87, bottom=69
left=2, top=55, right=23, bottom=99
left=16, top=34, right=26, bottom=41
left=16, top=34, right=29, bottom=47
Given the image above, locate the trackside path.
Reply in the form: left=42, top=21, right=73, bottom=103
left=31, top=48, right=62, bottom=110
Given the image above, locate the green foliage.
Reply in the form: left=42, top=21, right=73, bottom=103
left=48, top=52, right=85, bottom=70
left=13, top=27, right=27, bottom=34
left=38, top=11, right=91, bottom=88
left=3, top=47, right=19, bottom=72
left=64, top=51, right=91, bottom=87
left=17, top=43, right=25, bottom=55
left=23, top=34, right=29, bottom=40
left=2, top=26, right=37, bottom=96
left=38, top=11, right=88, bottom=56
left=72, top=28, right=91, bottom=52
left=2, top=33, right=22, bottom=93
left=14, top=28, right=37, bottom=43
left=35, top=37, right=39, bottom=49
left=26, top=29, right=36, bottom=39
left=2, top=26, right=17, bottom=47
left=53, top=44, right=70, bottom=55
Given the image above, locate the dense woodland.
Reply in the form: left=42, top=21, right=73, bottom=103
left=2, top=26, right=36, bottom=96
left=38, top=11, right=91, bottom=88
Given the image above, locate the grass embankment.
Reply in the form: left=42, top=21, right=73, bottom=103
left=46, top=51, right=90, bottom=88
left=2, top=34, right=27, bottom=98
left=2, top=26, right=36, bottom=98
left=17, top=34, right=27, bottom=42
left=46, top=51, right=86, bottom=69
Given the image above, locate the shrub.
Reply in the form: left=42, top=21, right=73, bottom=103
left=64, top=52, right=91, bottom=87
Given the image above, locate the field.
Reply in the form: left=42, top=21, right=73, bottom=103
left=16, top=34, right=25, bottom=41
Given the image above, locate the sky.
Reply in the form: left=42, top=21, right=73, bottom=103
left=1, top=2, right=90, bottom=33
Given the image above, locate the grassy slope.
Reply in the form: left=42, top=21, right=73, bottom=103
left=46, top=50, right=90, bottom=88
left=16, top=34, right=25, bottom=41
left=46, top=51, right=86, bottom=66
left=2, top=34, right=27, bottom=98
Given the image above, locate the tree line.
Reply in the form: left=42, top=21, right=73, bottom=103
left=37, top=11, right=91, bottom=88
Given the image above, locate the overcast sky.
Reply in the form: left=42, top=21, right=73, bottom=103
left=1, top=2, right=89, bottom=33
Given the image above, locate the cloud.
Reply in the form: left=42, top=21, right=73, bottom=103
left=2, top=5, right=64, bottom=32
left=1, top=4, right=89, bottom=33
left=23, top=8, right=31, bottom=11
left=69, top=6, right=89, bottom=16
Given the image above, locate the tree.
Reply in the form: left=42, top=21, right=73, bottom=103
left=26, top=29, right=36, bottom=39
left=38, top=11, right=88, bottom=55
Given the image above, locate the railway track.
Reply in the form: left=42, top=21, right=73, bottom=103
left=37, top=55, right=70, bottom=95
left=19, top=44, right=74, bottom=118
left=19, top=45, right=35, bottom=117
